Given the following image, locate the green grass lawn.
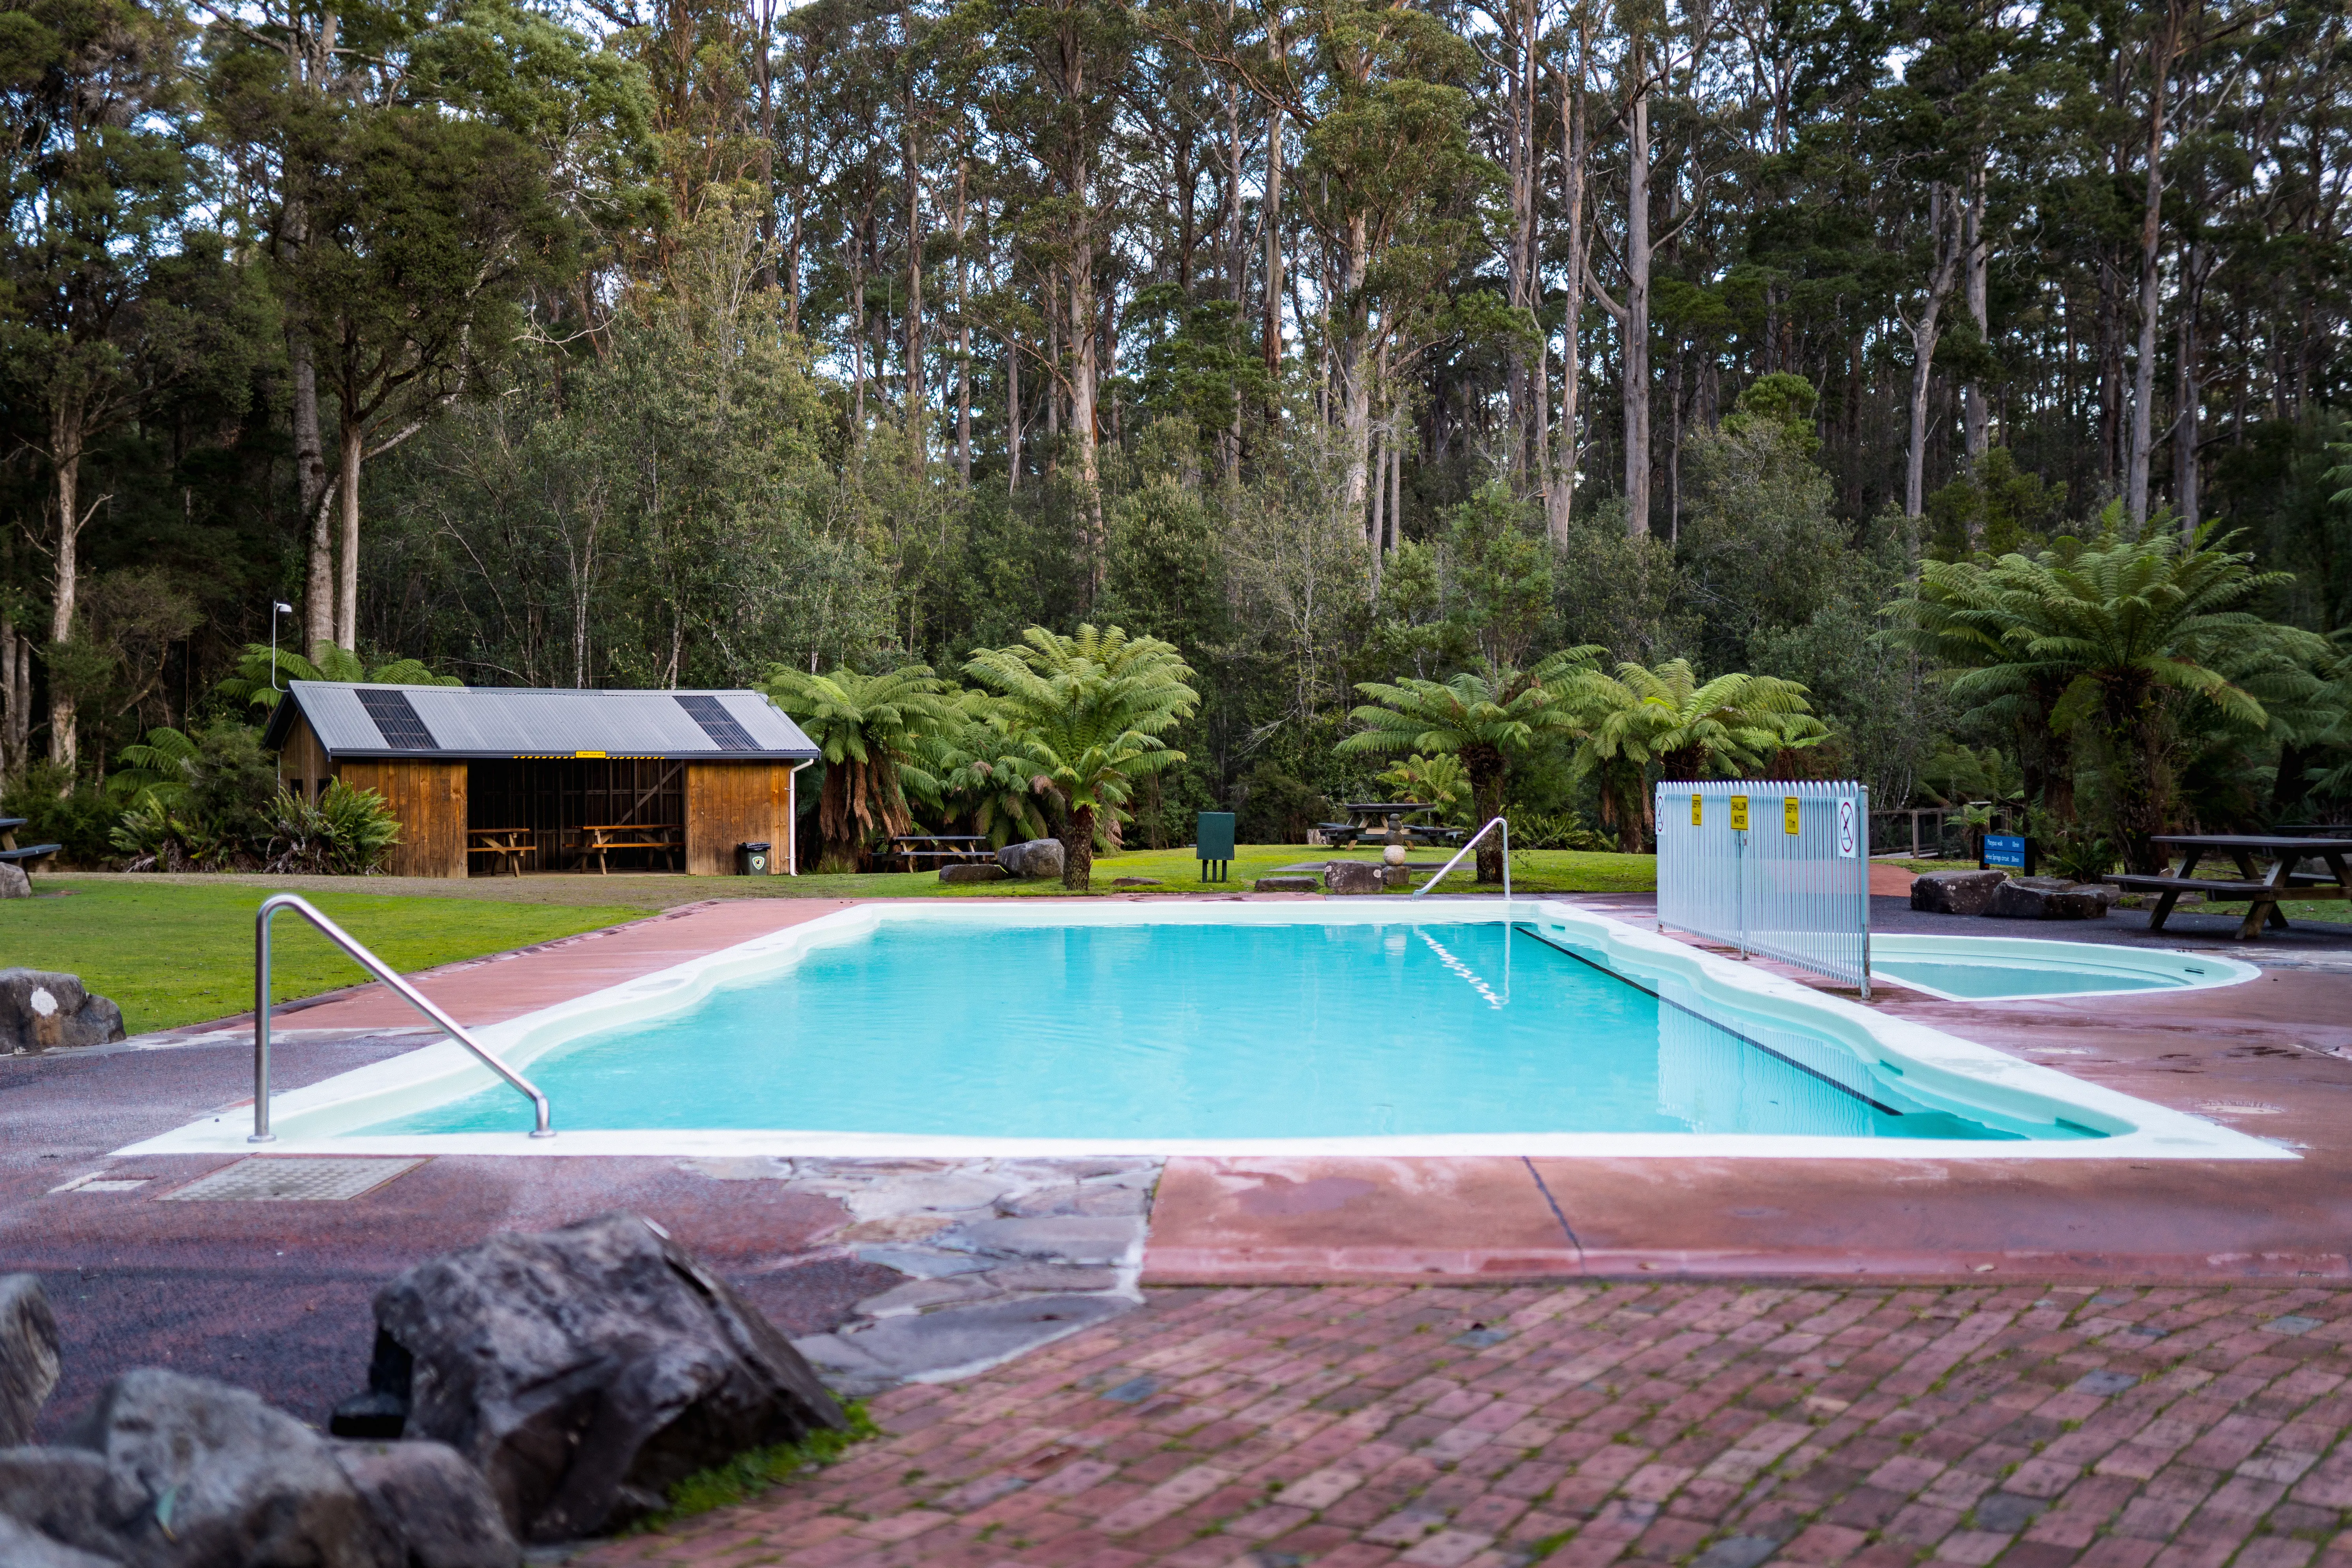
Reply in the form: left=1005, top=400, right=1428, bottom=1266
left=775, top=844, right=1659, bottom=897
left=4, top=881, right=654, bottom=1033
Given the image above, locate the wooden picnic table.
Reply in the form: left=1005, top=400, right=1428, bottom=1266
left=467, top=827, right=537, bottom=877
left=576, top=822, right=683, bottom=874
left=887, top=834, right=996, bottom=870
left=0, top=814, right=60, bottom=872
left=2108, top=833, right=2352, bottom=940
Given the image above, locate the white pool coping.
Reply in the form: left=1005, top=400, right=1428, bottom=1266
left=118, top=900, right=2292, bottom=1163
left=1868, top=933, right=2263, bottom=1003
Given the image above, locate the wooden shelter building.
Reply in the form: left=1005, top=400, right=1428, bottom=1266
left=263, top=681, right=820, bottom=878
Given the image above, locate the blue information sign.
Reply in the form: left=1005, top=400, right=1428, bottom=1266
left=1983, top=833, right=2029, bottom=870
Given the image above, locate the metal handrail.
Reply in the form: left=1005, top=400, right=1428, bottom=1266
left=251, top=893, right=553, bottom=1142
left=1410, top=816, right=1510, bottom=899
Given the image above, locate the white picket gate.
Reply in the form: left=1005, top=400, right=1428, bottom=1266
left=1654, top=779, right=1871, bottom=997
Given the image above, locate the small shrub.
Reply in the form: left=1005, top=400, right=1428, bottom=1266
left=1508, top=809, right=1613, bottom=852
left=2038, top=820, right=2116, bottom=883
left=2, top=762, right=124, bottom=867
left=264, top=779, right=403, bottom=874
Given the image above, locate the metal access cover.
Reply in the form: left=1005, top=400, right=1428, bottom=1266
left=162, top=1157, right=426, bottom=1202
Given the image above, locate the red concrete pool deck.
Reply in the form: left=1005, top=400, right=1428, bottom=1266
left=167, top=893, right=2352, bottom=1288
left=580, top=1278, right=2352, bottom=1568
left=236, top=897, right=862, bottom=1033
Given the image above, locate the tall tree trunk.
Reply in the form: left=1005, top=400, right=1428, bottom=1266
left=904, top=109, right=924, bottom=464
left=291, top=324, right=332, bottom=654
left=1960, top=159, right=1990, bottom=466
left=2125, top=9, right=2178, bottom=527
left=45, top=407, right=86, bottom=773
left=0, top=616, right=15, bottom=780
left=1904, top=183, right=1961, bottom=517
left=1069, top=180, right=1105, bottom=599
left=1262, top=103, right=1285, bottom=386
left=335, top=415, right=363, bottom=651
left=1506, top=0, right=1537, bottom=484
left=1604, top=66, right=1653, bottom=537
left=1549, top=51, right=1586, bottom=543
left=1339, top=213, right=1372, bottom=522
left=955, top=173, right=972, bottom=484
left=1006, top=327, right=1022, bottom=495
left=755, top=0, right=776, bottom=290
left=850, top=225, right=867, bottom=439
left=2172, top=238, right=2203, bottom=536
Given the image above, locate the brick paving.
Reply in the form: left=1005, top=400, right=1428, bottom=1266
left=587, top=1282, right=2352, bottom=1568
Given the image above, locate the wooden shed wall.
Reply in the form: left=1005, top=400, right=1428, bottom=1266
left=282, top=713, right=331, bottom=798
left=684, top=762, right=791, bottom=875
left=338, top=761, right=468, bottom=878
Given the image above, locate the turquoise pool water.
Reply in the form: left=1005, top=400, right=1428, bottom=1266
left=1871, top=958, right=2174, bottom=1000
left=369, top=921, right=2084, bottom=1141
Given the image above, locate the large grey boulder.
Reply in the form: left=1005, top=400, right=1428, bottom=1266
left=39, top=1367, right=399, bottom=1567
left=1910, top=868, right=2006, bottom=916
left=0, top=1274, right=60, bottom=1446
left=996, top=838, right=1065, bottom=880
left=1987, top=876, right=2111, bottom=921
left=1323, top=860, right=1384, bottom=896
left=0, top=863, right=29, bottom=900
left=0, top=972, right=127, bottom=1054
left=329, top=1441, right=518, bottom=1568
left=368, top=1213, right=848, bottom=1542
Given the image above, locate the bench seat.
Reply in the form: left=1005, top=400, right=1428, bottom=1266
left=0, top=843, right=60, bottom=866
left=2105, top=874, right=2277, bottom=898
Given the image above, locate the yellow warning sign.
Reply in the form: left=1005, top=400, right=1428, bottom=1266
left=1729, top=795, right=1749, bottom=831
left=1784, top=796, right=1801, bottom=835
left=1690, top=793, right=1703, bottom=826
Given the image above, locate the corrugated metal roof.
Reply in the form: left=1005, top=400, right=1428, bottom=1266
left=265, top=682, right=820, bottom=761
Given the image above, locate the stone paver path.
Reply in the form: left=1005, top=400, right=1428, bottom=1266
left=588, top=1282, right=2352, bottom=1568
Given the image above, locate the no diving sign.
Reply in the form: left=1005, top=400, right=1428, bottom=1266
left=1836, top=795, right=1859, bottom=859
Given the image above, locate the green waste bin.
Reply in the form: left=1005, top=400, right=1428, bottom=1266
left=736, top=842, right=772, bottom=876
left=1196, top=812, right=1235, bottom=882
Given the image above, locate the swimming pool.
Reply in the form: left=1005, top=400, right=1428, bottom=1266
left=124, top=902, right=2285, bottom=1161
left=1870, top=934, right=2261, bottom=1002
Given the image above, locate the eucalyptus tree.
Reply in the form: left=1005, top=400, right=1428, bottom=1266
left=1, top=0, right=258, bottom=770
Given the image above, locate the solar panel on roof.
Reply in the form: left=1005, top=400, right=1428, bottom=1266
left=357, top=689, right=438, bottom=750
left=675, top=694, right=760, bottom=751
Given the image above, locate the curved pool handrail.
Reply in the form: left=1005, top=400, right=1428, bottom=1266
left=250, top=892, right=553, bottom=1142
left=1412, top=816, right=1509, bottom=900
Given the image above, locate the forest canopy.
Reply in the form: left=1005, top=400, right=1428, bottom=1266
left=4, top=0, right=2350, bottom=866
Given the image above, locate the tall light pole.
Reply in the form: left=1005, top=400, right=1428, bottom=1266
left=270, top=602, right=294, bottom=692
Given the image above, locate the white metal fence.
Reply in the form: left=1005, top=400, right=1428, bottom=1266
left=1654, top=779, right=1872, bottom=997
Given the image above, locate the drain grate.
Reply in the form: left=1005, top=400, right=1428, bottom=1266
left=162, top=1157, right=425, bottom=1202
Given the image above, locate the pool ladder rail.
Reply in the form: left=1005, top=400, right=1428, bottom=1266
left=249, top=892, right=554, bottom=1143
left=1412, top=816, right=1510, bottom=899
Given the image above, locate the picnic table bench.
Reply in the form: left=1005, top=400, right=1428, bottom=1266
left=2107, top=833, right=2352, bottom=941
left=467, top=827, right=538, bottom=877
left=1318, top=803, right=1463, bottom=850
left=0, top=815, right=59, bottom=872
left=887, top=834, right=996, bottom=871
left=575, top=822, right=683, bottom=874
